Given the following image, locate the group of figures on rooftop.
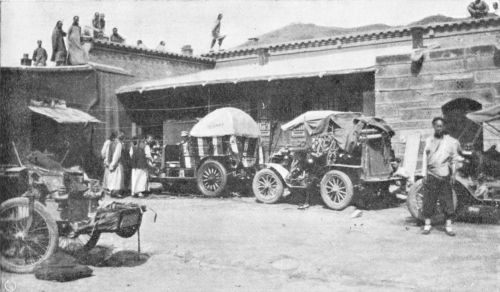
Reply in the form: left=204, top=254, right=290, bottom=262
left=24, top=12, right=226, bottom=67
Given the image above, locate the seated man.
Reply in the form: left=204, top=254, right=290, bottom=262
left=468, top=0, right=489, bottom=18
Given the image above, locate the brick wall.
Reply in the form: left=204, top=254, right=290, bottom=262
left=375, top=44, right=500, bottom=160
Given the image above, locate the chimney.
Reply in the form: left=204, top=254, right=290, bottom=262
left=20, top=53, right=32, bottom=66
left=257, top=48, right=270, bottom=66
left=181, top=45, right=193, bottom=56
left=410, top=26, right=425, bottom=49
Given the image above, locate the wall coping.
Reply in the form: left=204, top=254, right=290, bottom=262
left=203, top=16, right=500, bottom=61
left=91, top=39, right=216, bottom=65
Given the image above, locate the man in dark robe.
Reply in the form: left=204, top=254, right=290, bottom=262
left=67, top=16, right=88, bottom=65
left=51, top=21, right=67, bottom=66
left=32, top=40, right=48, bottom=66
left=92, top=12, right=101, bottom=38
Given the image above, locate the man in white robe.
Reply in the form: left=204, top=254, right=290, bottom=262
left=107, top=131, right=125, bottom=198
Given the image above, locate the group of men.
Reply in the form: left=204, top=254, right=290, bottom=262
left=101, top=131, right=155, bottom=198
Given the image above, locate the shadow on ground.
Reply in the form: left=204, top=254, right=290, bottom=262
left=73, top=246, right=150, bottom=267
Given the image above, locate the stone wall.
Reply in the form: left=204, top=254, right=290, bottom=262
left=375, top=44, right=500, bottom=159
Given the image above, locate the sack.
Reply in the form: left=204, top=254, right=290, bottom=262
left=94, top=202, right=143, bottom=232
left=34, top=251, right=93, bottom=282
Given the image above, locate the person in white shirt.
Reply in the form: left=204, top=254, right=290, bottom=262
left=421, top=117, right=461, bottom=236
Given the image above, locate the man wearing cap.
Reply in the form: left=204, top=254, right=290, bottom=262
left=421, top=117, right=462, bottom=236
left=32, top=40, right=48, bottom=66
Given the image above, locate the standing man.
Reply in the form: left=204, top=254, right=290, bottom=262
left=107, top=131, right=125, bottom=198
left=210, top=13, right=226, bottom=52
left=32, top=40, right=48, bottom=66
left=131, top=137, right=151, bottom=198
left=67, top=16, right=88, bottom=65
left=92, top=12, right=102, bottom=38
left=51, top=20, right=67, bottom=66
left=468, top=0, right=489, bottom=18
left=101, top=131, right=117, bottom=193
left=421, top=117, right=461, bottom=236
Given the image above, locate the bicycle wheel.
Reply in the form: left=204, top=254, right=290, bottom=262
left=0, top=197, right=59, bottom=273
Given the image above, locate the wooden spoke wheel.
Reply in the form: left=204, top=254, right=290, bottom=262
left=320, top=170, right=354, bottom=210
left=197, top=160, right=228, bottom=197
left=252, top=169, right=284, bottom=204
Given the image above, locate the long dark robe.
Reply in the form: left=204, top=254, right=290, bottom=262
left=51, top=27, right=67, bottom=62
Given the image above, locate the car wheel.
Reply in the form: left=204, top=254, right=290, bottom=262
left=252, top=169, right=284, bottom=204
left=320, top=170, right=354, bottom=210
left=196, top=160, right=228, bottom=197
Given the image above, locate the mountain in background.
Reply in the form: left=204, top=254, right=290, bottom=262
left=236, top=14, right=462, bottom=48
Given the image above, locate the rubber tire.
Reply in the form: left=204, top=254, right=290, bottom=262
left=196, top=160, right=228, bottom=197
left=320, top=170, right=354, bottom=210
left=0, top=197, right=59, bottom=273
left=252, top=169, right=284, bottom=204
left=406, top=179, right=458, bottom=223
left=406, top=179, right=425, bottom=221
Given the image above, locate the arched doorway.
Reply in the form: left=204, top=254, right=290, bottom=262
left=442, top=98, right=482, bottom=150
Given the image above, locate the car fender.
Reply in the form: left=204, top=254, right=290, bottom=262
left=263, top=163, right=290, bottom=181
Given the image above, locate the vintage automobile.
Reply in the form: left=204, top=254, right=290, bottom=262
left=152, top=107, right=263, bottom=197
left=252, top=111, right=404, bottom=210
left=407, top=104, right=500, bottom=221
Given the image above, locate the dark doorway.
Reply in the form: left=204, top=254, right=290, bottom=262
left=442, top=98, right=482, bottom=150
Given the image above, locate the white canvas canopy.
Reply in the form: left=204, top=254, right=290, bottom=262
left=189, top=107, right=260, bottom=138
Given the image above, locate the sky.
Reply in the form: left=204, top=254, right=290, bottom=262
left=0, top=0, right=480, bottom=66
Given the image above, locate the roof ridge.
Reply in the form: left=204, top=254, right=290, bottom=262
left=92, top=39, right=215, bottom=63
left=202, top=16, right=500, bottom=58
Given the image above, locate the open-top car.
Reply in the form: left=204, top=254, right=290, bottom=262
left=252, top=110, right=404, bottom=210
left=407, top=104, right=500, bottom=221
left=153, top=107, right=263, bottom=197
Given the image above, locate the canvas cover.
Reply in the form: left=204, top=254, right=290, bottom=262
left=281, top=111, right=394, bottom=151
left=466, top=104, right=500, bottom=123
left=190, top=107, right=260, bottom=138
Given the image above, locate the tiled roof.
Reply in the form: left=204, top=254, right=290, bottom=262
left=202, top=16, right=500, bottom=59
left=92, top=39, right=215, bottom=64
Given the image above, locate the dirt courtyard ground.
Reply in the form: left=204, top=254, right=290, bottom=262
left=2, top=194, right=500, bottom=292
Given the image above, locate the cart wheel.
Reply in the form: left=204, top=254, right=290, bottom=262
left=252, top=169, right=284, bottom=204
left=320, top=170, right=354, bottom=210
left=407, top=179, right=458, bottom=223
left=59, top=230, right=101, bottom=253
left=0, top=197, right=59, bottom=273
left=407, top=179, right=425, bottom=221
left=197, top=160, right=228, bottom=197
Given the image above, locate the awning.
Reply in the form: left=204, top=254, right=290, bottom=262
left=466, top=104, right=500, bottom=123
left=29, top=106, right=102, bottom=124
left=117, top=45, right=412, bottom=94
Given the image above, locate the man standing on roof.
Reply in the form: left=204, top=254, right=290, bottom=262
left=67, top=16, right=88, bottom=65
left=210, top=13, right=226, bottom=52
left=32, top=40, right=48, bottom=66
left=421, top=117, right=462, bottom=237
left=51, top=20, right=67, bottom=66
left=468, top=0, right=489, bottom=18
